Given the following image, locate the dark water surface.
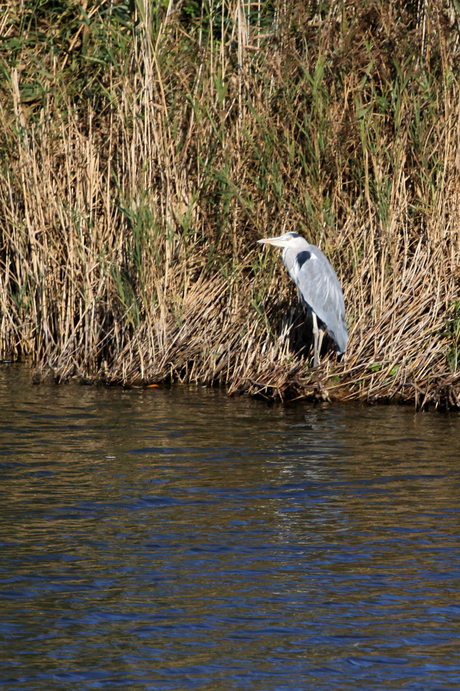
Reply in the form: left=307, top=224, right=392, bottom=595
left=1, top=365, right=460, bottom=690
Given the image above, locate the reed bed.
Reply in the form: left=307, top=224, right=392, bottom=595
left=1, top=0, right=460, bottom=407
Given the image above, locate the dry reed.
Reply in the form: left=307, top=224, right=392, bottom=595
left=1, top=0, right=460, bottom=408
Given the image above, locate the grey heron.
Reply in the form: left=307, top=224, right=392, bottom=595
left=257, top=231, right=348, bottom=367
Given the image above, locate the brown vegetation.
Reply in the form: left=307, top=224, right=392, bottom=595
left=1, top=0, right=460, bottom=407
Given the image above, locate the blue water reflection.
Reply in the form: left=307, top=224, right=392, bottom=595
left=1, top=364, right=460, bottom=689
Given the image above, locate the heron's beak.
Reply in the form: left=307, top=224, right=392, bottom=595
left=257, top=236, right=285, bottom=247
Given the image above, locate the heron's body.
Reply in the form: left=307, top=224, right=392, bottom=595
left=257, top=232, right=348, bottom=366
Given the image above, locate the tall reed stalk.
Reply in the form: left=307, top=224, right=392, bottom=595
left=1, top=0, right=460, bottom=407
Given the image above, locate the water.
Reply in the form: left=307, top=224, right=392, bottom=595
left=1, top=364, right=460, bottom=690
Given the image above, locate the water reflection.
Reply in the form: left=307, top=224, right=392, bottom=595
left=1, top=364, right=460, bottom=690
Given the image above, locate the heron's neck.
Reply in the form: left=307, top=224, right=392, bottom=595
left=282, top=247, right=297, bottom=276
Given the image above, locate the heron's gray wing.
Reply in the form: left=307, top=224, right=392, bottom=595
left=293, top=247, right=348, bottom=353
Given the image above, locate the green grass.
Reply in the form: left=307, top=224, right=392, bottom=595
left=0, top=0, right=460, bottom=407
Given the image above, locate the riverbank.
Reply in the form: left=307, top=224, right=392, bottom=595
left=1, top=1, right=459, bottom=407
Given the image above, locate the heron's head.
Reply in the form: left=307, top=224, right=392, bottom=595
left=257, top=231, right=304, bottom=249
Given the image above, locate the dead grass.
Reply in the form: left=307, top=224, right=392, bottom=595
left=1, top=0, right=460, bottom=408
